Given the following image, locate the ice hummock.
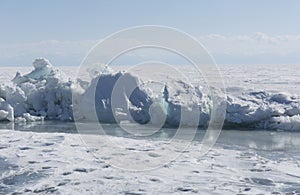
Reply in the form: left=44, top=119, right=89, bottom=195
left=226, top=91, right=300, bottom=129
left=73, top=71, right=211, bottom=127
left=74, top=71, right=153, bottom=124
left=0, top=58, right=299, bottom=131
left=1, top=58, right=73, bottom=122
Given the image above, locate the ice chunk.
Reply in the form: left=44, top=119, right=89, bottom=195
left=75, top=72, right=152, bottom=124
left=3, top=58, right=74, bottom=122
left=22, top=113, right=44, bottom=122
left=12, top=72, right=29, bottom=85
left=32, top=58, right=52, bottom=70
left=267, top=115, right=300, bottom=131
left=0, top=84, right=6, bottom=99
left=0, top=110, right=9, bottom=121
left=162, top=80, right=210, bottom=127
left=270, top=93, right=293, bottom=104
left=12, top=58, right=58, bottom=86
left=225, top=90, right=300, bottom=129
left=0, top=98, right=14, bottom=121
left=86, top=63, right=113, bottom=78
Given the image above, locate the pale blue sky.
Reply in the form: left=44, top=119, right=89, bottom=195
left=0, top=0, right=300, bottom=66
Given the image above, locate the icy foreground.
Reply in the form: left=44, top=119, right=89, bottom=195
left=0, top=58, right=299, bottom=130
left=1, top=130, right=300, bottom=194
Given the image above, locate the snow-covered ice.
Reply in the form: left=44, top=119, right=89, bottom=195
left=0, top=129, right=300, bottom=194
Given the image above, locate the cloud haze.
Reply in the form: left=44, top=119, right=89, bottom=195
left=1, top=33, right=300, bottom=66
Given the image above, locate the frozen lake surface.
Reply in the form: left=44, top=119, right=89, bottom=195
left=0, top=63, right=299, bottom=194
left=0, top=124, right=300, bottom=194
